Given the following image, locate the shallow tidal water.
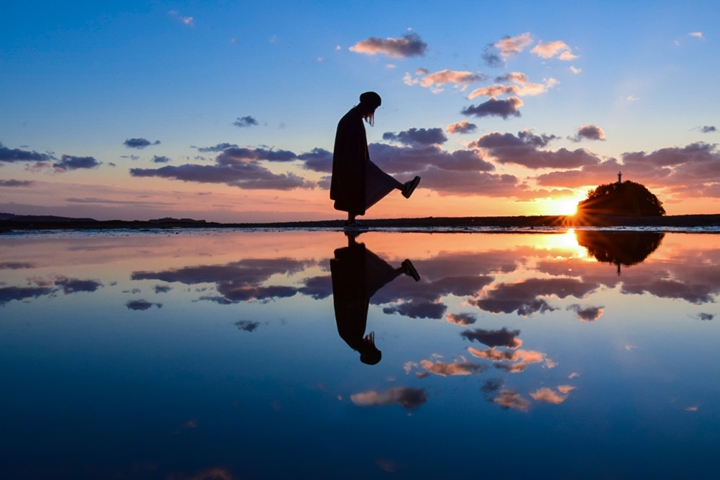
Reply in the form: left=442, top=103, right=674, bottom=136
left=1, top=229, right=719, bottom=479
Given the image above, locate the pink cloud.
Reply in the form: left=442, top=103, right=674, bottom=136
left=530, top=387, right=570, bottom=404
left=446, top=120, right=477, bottom=135
left=531, top=40, right=577, bottom=60
left=349, top=33, right=427, bottom=58
left=494, top=33, right=533, bottom=56
left=419, top=358, right=487, bottom=376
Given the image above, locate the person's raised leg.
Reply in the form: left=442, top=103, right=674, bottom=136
left=402, top=176, right=421, bottom=199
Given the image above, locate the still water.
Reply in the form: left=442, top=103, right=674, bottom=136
left=1, top=229, right=719, bottom=479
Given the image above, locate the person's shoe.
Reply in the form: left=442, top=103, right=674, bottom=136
left=402, top=176, right=421, bottom=199
left=402, top=259, right=421, bottom=281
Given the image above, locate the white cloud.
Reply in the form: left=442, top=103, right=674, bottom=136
left=689, top=32, right=703, bottom=38
left=570, top=66, right=582, bottom=74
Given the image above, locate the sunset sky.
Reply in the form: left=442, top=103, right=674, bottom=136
left=2, top=0, right=719, bottom=222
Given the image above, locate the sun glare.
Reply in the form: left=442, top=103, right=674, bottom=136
left=556, top=199, right=579, bottom=216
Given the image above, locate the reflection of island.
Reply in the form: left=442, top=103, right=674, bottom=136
left=575, top=230, right=664, bottom=274
left=331, top=234, right=420, bottom=365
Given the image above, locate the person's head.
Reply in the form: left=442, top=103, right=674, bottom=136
left=358, top=91, right=381, bottom=126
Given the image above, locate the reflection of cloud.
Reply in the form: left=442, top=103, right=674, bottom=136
left=530, top=387, right=570, bottom=404
left=126, top=299, right=162, bottom=310
left=557, top=385, right=576, bottom=394
left=493, top=389, right=529, bottom=411
left=480, top=378, right=503, bottom=398
left=461, top=327, right=522, bottom=348
left=495, top=363, right=526, bottom=373
left=375, top=458, right=400, bottom=473
left=567, top=304, right=604, bottom=321
left=55, top=277, right=103, bottom=294
left=153, top=284, right=172, bottom=293
left=0, top=286, right=54, bottom=305
left=351, top=387, right=428, bottom=410
left=419, top=358, right=487, bottom=376
left=446, top=313, right=477, bottom=326
left=132, top=258, right=312, bottom=304
left=696, top=313, right=714, bottom=321
left=468, top=347, right=545, bottom=364
left=349, top=33, right=427, bottom=58
left=183, top=468, right=233, bottom=480
left=383, top=301, right=447, bottom=319
left=569, top=372, right=580, bottom=379
left=298, top=275, right=332, bottom=299
left=235, top=320, right=260, bottom=332
left=0, top=179, right=34, bottom=187
left=0, top=262, right=35, bottom=270
left=472, top=278, right=597, bottom=316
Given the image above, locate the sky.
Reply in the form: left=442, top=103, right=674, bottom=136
left=2, top=0, right=720, bottom=222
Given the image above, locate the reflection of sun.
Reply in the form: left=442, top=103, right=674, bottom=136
left=536, top=229, right=588, bottom=259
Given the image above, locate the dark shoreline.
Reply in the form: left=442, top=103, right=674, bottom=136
left=2, top=213, right=720, bottom=232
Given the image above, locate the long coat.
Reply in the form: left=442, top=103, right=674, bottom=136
left=330, top=106, right=367, bottom=216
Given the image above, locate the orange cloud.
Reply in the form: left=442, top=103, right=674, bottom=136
left=419, top=359, right=486, bottom=376
left=531, top=40, right=577, bottom=60
left=530, top=387, right=571, bottom=403
left=446, top=120, right=477, bottom=135
left=494, top=33, right=533, bottom=56
left=349, top=33, right=427, bottom=58
left=446, top=312, right=477, bottom=326
left=467, top=347, right=545, bottom=364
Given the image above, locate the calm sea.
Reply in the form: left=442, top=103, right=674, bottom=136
left=1, top=230, right=719, bottom=479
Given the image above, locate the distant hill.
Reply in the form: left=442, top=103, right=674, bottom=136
left=577, top=180, right=665, bottom=217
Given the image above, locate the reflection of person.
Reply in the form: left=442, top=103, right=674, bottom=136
left=330, top=92, right=421, bottom=227
left=330, top=234, right=420, bottom=364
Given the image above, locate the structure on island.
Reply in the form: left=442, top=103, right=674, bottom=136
left=576, top=172, right=665, bottom=217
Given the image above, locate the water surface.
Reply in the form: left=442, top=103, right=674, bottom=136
left=1, top=230, right=719, bottom=479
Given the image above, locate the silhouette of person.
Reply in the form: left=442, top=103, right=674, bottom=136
left=330, top=233, right=420, bottom=364
left=330, top=92, right=421, bottom=227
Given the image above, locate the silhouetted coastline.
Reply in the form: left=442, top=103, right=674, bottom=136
left=3, top=212, right=720, bottom=232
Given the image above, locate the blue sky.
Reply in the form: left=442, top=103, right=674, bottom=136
left=1, top=0, right=719, bottom=221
